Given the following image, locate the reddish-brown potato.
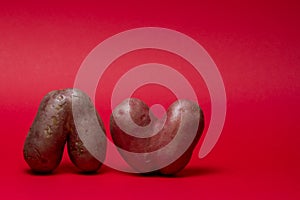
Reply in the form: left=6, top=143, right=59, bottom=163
left=110, top=98, right=204, bottom=175
left=23, top=89, right=106, bottom=173
left=67, top=89, right=107, bottom=172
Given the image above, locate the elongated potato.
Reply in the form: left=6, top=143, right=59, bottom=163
left=23, top=90, right=70, bottom=173
left=23, top=89, right=106, bottom=173
left=67, top=89, right=107, bottom=172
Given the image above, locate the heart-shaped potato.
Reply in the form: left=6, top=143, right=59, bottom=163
left=110, top=98, right=204, bottom=175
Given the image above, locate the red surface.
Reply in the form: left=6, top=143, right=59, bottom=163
left=1, top=0, right=300, bottom=199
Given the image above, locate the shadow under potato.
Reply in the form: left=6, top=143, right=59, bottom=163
left=24, top=161, right=109, bottom=176
left=175, top=166, right=223, bottom=178
left=122, top=165, right=223, bottom=178
left=24, top=163, right=223, bottom=177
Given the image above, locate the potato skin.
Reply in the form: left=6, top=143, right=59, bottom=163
left=67, top=89, right=106, bottom=173
left=110, top=98, right=156, bottom=173
left=23, top=89, right=106, bottom=173
left=23, top=90, right=70, bottom=173
left=158, top=100, right=204, bottom=175
left=110, top=98, right=204, bottom=175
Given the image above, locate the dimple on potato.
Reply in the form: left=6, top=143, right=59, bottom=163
left=23, top=89, right=106, bottom=174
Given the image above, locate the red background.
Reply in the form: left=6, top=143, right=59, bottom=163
left=1, top=0, right=299, bottom=199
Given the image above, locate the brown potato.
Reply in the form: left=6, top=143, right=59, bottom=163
left=67, top=89, right=107, bottom=172
left=23, top=89, right=106, bottom=173
left=110, top=98, right=204, bottom=175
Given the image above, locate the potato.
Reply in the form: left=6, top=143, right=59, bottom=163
left=110, top=98, right=204, bottom=175
left=156, top=100, right=204, bottom=175
left=23, top=90, right=70, bottom=173
left=67, top=89, right=107, bottom=173
left=23, top=89, right=106, bottom=173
